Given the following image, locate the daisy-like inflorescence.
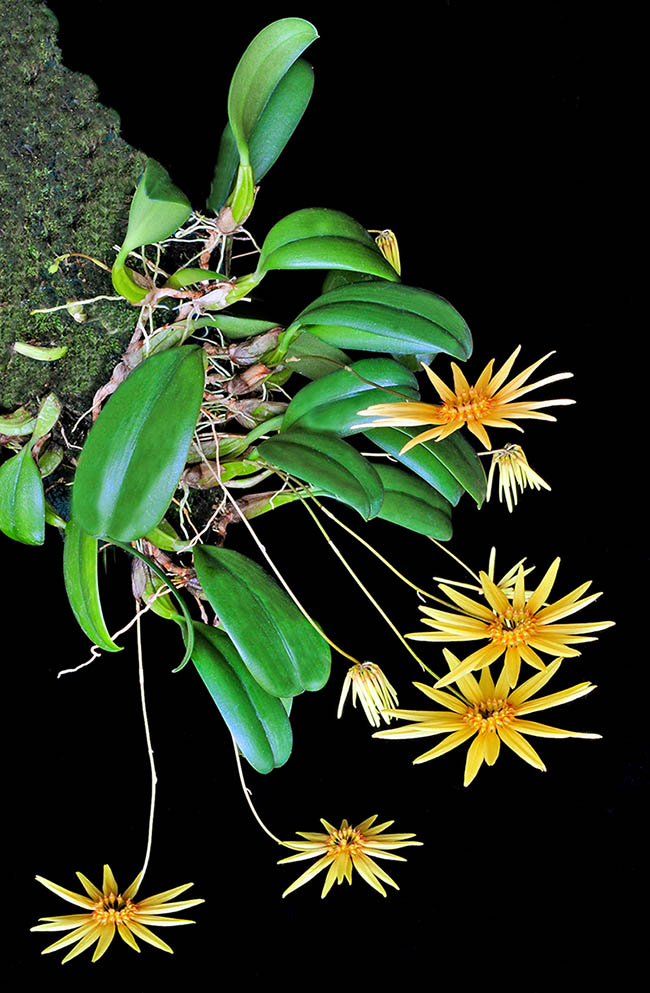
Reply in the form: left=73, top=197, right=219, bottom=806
left=278, top=815, right=422, bottom=898
left=483, top=443, right=551, bottom=512
left=31, top=865, right=204, bottom=964
left=356, top=345, right=574, bottom=452
left=374, top=650, right=600, bottom=786
left=411, top=556, right=614, bottom=689
left=337, top=661, right=399, bottom=727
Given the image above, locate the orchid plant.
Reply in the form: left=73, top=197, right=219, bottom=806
left=0, top=18, right=611, bottom=957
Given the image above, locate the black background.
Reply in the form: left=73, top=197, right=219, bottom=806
left=8, top=1, right=643, bottom=980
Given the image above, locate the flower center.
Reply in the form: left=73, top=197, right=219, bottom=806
left=440, top=388, right=492, bottom=424
left=327, top=826, right=364, bottom=857
left=486, top=607, right=537, bottom=646
left=92, top=892, right=136, bottom=926
left=463, top=698, right=515, bottom=733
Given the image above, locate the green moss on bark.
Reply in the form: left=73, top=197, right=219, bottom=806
left=0, top=1, right=146, bottom=413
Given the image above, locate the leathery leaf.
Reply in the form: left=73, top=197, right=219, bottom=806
left=364, top=425, right=486, bottom=507
left=193, top=545, right=331, bottom=698
left=190, top=623, right=293, bottom=774
left=72, top=347, right=205, bottom=541
left=288, top=281, right=472, bottom=358
left=63, top=516, right=121, bottom=652
left=281, top=358, right=419, bottom=436
left=375, top=464, right=453, bottom=540
left=257, top=429, right=384, bottom=519
left=0, top=444, right=45, bottom=545
left=255, top=209, right=398, bottom=281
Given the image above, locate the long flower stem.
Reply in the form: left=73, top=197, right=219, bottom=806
left=291, top=485, right=440, bottom=679
left=136, top=609, right=157, bottom=884
left=231, top=736, right=288, bottom=848
left=220, top=482, right=361, bottom=665
left=311, top=497, right=448, bottom=605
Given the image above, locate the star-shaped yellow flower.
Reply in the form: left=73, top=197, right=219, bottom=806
left=31, top=864, right=203, bottom=963
left=356, top=345, right=574, bottom=451
left=278, top=815, right=422, bottom=898
left=375, top=651, right=600, bottom=786
left=411, top=557, right=613, bottom=688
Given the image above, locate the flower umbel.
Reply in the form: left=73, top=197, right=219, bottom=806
left=279, top=815, right=422, bottom=898
left=31, top=865, right=204, bottom=963
left=374, top=651, right=600, bottom=786
left=484, top=443, right=551, bottom=512
left=337, top=661, right=399, bottom=727
left=356, top=345, right=574, bottom=451
left=411, top=557, right=614, bottom=688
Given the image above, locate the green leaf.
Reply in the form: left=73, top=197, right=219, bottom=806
left=364, top=426, right=486, bottom=507
left=227, top=18, right=318, bottom=165
left=192, top=314, right=280, bottom=340
left=63, top=516, right=121, bottom=652
left=112, top=160, right=191, bottom=303
left=121, top=160, right=191, bottom=255
left=13, top=342, right=67, bottom=361
left=255, top=209, right=399, bottom=281
left=72, top=347, right=205, bottom=541
left=209, top=58, right=315, bottom=213
left=190, top=623, right=293, bottom=774
left=284, top=330, right=350, bottom=380
left=0, top=445, right=45, bottom=545
left=193, top=545, right=331, bottom=697
left=282, top=358, right=419, bottom=436
left=0, top=406, right=36, bottom=436
left=288, top=281, right=472, bottom=358
left=257, top=429, right=384, bottom=520
left=374, top=464, right=453, bottom=540
left=31, top=393, right=61, bottom=443
left=164, top=268, right=225, bottom=289
left=143, top=519, right=190, bottom=552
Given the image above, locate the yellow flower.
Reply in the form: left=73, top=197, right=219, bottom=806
left=31, top=864, right=204, bottom=963
left=356, top=345, right=574, bottom=451
left=410, top=557, right=614, bottom=688
left=278, top=815, right=422, bottom=898
left=433, top=546, right=535, bottom=601
left=337, top=661, right=399, bottom=727
left=374, top=651, right=600, bottom=786
left=484, top=443, right=551, bottom=512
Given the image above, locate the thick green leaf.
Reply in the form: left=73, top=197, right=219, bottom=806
left=190, top=623, right=293, bottom=774
left=374, top=464, right=453, bottom=540
left=31, top=393, right=61, bottom=442
left=289, top=281, right=472, bottom=358
left=13, top=342, right=67, bottom=361
left=0, top=445, right=45, bottom=545
left=122, top=160, right=191, bottom=254
left=63, top=516, right=121, bottom=652
left=164, top=268, right=225, bottom=289
left=282, top=359, right=419, bottom=436
left=72, top=347, right=205, bottom=541
left=209, top=59, right=315, bottom=213
left=258, top=429, right=384, bottom=520
left=112, top=160, right=192, bottom=303
left=228, top=18, right=318, bottom=165
left=364, top=425, right=486, bottom=507
left=255, top=209, right=398, bottom=281
left=192, top=315, right=279, bottom=340
left=193, top=545, right=331, bottom=697
left=0, top=405, right=36, bottom=436
left=284, top=330, right=350, bottom=380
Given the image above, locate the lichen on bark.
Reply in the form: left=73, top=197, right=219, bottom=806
left=0, top=1, right=146, bottom=414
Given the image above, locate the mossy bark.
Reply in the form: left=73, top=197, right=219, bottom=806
left=0, top=1, right=146, bottom=414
